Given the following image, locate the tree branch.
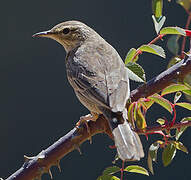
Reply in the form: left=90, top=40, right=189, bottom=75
left=4, top=55, right=191, bottom=180
left=130, top=54, right=191, bottom=103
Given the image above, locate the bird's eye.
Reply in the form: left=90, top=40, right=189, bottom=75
left=62, top=28, right=70, bottom=34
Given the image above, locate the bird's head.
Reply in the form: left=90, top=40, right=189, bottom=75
left=33, top=21, right=95, bottom=52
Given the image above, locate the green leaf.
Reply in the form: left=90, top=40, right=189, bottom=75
left=152, top=0, right=163, bottom=19
left=128, top=103, right=135, bottom=127
left=160, top=27, right=186, bottom=36
left=126, top=62, right=146, bottom=82
left=140, top=99, right=154, bottom=110
left=156, top=118, right=165, bottom=125
left=183, top=89, right=191, bottom=96
left=177, top=0, right=191, bottom=11
left=167, top=35, right=180, bottom=55
left=176, top=117, right=191, bottom=140
left=125, top=48, right=137, bottom=64
left=175, top=102, right=191, bottom=110
left=147, top=142, right=161, bottom=174
left=147, top=154, right=154, bottom=174
left=162, top=143, right=176, bottom=167
left=136, top=105, right=147, bottom=129
left=124, top=165, right=149, bottom=176
left=152, top=15, right=166, bottom=34
left=103, top=166, right=120, bottom=175
left=184, top=74, right=191, bottom=103
left=174, top=92, right=182, bottom=104
left=138, top=44, right=166, bottom=58
left=161, top=84, right=189, bottom=96
left=97, top=175, right=120, bottom=180
left=172, top=141, right=188, bottom=153
left=149, top=142, right=160, bottom=162
left=149, top=94, right=173, bottom=113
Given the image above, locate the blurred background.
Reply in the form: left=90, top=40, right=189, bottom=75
left=2, top=0, right=191, bottom=179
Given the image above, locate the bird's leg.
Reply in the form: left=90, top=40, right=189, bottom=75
left=76, top=113, right=99, bottom=144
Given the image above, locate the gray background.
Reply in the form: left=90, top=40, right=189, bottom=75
left=2, top=0, right=191, bottom=179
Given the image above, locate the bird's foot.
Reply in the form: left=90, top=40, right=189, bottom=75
left=76, top=113, right=99, bottom=144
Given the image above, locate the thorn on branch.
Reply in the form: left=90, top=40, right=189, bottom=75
left=56, top=160, right=62, bottom=172
left=24, top=155, right=35, bottom=162
left=74, top=144, right=82, bottom=155
left=48, top=168, right=53, bottom=179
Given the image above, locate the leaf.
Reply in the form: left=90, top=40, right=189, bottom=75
left=149, top=142, right=160, bottom=162
left=148, top=94, right=173, bottom=113
left=176, top=0, right=191, bottom=11
left=97, top=175, right=120, bottom=180
left=167, top=35, right=180, bottom=55
left=160, top=27, right=186, bottom=36
left=175, top=102, right=191, bottom=110
left=156, top=118, right=165, bottom=125
left=138, top=44, right=166, bottom=58
left=125, top=48, right=137, bottom=64
left=176, top=117, right=191, bottom=140
left=136, top=106, right=147, bottom=129
left=124, top=165, right=149, bottom=176
left=103, top=166, right=120, bottom=175
left=152, top=15, right=166, bottom=34
left=172, top=141, right=188, bottom=153
left=147, top=153, right=153, bottom=174
left=176, top=142, right=188, bottom=153
left=126, top=62, right=146, bottom=82
left=128, top=103, right=135, bottom=127
left=184, top=74, right=191, bottom=103
left=162, top=143, right=176, bottom=167
left=140, top=99, right=154, bottom=110
left=183, top=89, right=191, bottom=96
left=161, top=84, right=189, bottom=96
left=152, top=0, right=163, bottom=19
left=174, top=92, right=182, bottom=104
left=147, top=142, right=161, bottom=174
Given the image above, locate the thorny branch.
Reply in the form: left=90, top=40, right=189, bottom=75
left=4, top=55, right=191, bottom=180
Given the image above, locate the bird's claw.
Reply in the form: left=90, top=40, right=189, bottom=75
left=76, top=114, right=94, bottom=144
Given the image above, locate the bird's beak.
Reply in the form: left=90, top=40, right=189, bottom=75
left=32, top=30, right=53, bottom=38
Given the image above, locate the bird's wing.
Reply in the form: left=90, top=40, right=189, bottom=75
left=66, top=40, right=130, bottom=112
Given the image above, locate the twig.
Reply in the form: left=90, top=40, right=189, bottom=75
left=129, top=54, right=191, bottom=102
left=136, top=120, right=191, bottom=135
left=132, top=34, right=165, bottom=61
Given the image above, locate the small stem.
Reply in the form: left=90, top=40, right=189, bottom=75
left=136, top=120, right=191, bottom=135
left=120, top=161, right=125, bottom=180
left=181, top=12, right=191, bottom=58
left=148, top=34, right=165, bottom=45
left=170, top=104, right=176, bottom=127
left=132, top=34, right=165, bottom=61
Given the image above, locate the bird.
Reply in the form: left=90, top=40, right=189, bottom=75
left=33, top=20, right=144, bottom=161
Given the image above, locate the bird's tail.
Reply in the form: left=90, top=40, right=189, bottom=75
left=103, top=110, right=144, bottom=161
